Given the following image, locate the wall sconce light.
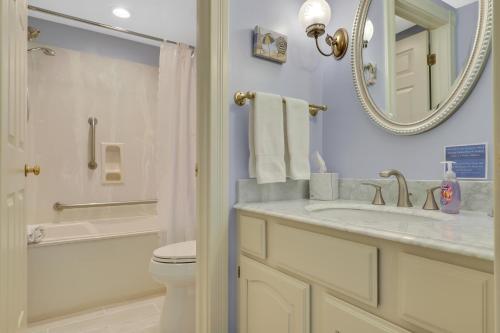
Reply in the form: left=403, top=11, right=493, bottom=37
left=363, top=19, right=374, bottom=48
left=298, top=0, right=349, bottom=60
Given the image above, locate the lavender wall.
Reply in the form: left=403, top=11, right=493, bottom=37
left=321, top=0, right=492, bottom=180
left=228, top=0, right=327, bottom=330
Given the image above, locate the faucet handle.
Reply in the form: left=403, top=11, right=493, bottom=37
left=423, top=186, right=441, bottom=210
left=362, top=183, right=385, bottom=206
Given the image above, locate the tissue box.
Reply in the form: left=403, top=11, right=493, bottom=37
left=310, top=173, right=339, bottom=201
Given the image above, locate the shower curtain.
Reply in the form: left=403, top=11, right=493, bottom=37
left=157, top=43, right=196, bottom=245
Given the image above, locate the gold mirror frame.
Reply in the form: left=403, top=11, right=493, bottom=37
left=352, top=0, right=492, bottom=135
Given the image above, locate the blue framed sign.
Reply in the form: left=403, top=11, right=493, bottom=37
left=444, top=143, right=487, bottom=180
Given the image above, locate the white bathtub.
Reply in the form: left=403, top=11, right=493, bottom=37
left=28, top=216, right=164, bottom=323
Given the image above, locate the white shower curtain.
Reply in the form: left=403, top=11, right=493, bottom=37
left=157, top=43, right=196, bottom=245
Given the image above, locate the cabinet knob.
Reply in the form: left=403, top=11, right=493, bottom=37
left=24, top=164, right=41, bottom=177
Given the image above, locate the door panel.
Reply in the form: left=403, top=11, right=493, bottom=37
left=320, top=294, right=410, bottom=333
left=395, top=30, right=430, bottom=123
left=398, top=253, right=493, bottom=333
left=239, top=215, right=267, bottom=259
left=239, top=256, right=310, bottom=333
left=0, top=0, right=28, bottom=331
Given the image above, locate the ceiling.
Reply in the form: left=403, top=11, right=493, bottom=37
left=395, top=16, right=416, bottom=34
left=395, top=0, right=477, bottom=34
left=441, top=0, right=477, bottom=8
left=28, top=0, right=197, bottom=46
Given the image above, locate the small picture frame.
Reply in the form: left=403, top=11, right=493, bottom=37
left=252, top=26, right=288, bottom=64
left=444, top=143, right=488, bottom=180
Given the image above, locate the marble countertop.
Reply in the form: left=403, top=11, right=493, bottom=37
left=234, top=199, right=494, bottom=261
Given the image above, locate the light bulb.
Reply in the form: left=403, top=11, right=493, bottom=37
left=298, top=0, right=332, bottom=31
left=113, top=7, right=131, bottom=19
left=364, top=19, right=374, bottom=43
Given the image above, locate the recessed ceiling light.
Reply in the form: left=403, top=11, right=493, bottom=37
left=112, top=7, right=131, bottom=19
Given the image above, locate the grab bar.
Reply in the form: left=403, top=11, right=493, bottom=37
left=88, top=117, right=98, bottom=170
left=53, top=199, right=158, bottom=211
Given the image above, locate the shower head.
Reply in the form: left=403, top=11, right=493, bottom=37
left=28, top=47, right=56, bottom=56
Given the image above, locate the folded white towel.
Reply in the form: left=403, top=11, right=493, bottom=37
left=27, top=224, right=45, bottom=244
left=249, top=92, right=286, bottom=184
left=284, top=97, right=310, bottom=180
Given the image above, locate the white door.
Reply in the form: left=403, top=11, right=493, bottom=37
left=395, top=30, right=430, bottom=123
left=0, top=0, right=29, bottom=331
left=239, top=256, right=310, bottom=333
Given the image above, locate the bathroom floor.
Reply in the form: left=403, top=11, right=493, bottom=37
left=28, top=294, right=164, bottom=333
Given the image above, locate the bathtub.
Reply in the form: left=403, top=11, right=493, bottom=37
left=28, top=216, right=164, bottom=323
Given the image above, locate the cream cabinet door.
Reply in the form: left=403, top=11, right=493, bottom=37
left=320, top=294, right=410, bottom=333
left=239, top=256, right=310, bottom=333
left=398, top=253, right=493, bottom=333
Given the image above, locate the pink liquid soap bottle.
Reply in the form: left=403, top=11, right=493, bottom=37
left=440, top=161, right=461, bottom=214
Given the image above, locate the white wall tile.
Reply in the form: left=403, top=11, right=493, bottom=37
left=27, top=46, right=159, bottom=223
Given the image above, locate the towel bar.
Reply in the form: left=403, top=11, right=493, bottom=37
left=233, top=91, right=328, bottom=117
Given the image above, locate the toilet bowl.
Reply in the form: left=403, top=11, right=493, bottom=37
left=150, top=240, right=196, bottom=333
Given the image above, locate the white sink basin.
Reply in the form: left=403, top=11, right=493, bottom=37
left=305, top=202, right=453, bottom=224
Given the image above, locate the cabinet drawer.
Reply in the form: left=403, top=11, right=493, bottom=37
left=398, top=253, right=493, bottom=333
left=239, top=215, right=267, bottom=259
left=320, top=294, right=410, bottom=333
left=268, top=223, right=378, bottom=307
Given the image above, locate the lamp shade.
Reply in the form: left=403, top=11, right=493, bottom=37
left=364, top=19, right=374, bottom=42
left=298, top=0, right=331, bottom=30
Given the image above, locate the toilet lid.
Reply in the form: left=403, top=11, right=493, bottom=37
left=153, top=240, right=196, bottom=262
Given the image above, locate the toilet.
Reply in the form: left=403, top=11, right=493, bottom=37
left=150, top=240, right=196, bottom=333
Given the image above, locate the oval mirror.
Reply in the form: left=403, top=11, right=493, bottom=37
left=352, top=0, right=492, bottom=135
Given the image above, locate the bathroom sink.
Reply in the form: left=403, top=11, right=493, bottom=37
left=305, top=202, right=453, bottom=224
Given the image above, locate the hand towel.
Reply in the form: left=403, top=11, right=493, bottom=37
left=27, top=224, right=45, bottom=244
left=249, top=92, right=286, bottom=184
left=284, top=97, right=310, bottom=180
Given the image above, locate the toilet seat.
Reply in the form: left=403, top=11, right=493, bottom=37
left=153, top=240, right=196, bottom=264
left=149, top=240, right=196, bottom=333
left=153, top=257, right=196, bottom=264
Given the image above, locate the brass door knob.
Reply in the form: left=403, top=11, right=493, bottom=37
left=25, top=164, right=41, bottom=177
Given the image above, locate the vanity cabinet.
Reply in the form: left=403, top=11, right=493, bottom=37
left=238, top=212, right=494, bottom=333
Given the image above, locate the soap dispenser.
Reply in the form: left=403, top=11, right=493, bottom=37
left=440, top=161, right=461, bottom=214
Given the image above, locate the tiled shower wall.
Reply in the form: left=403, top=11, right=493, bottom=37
left=27, top=45, right=158, bottom=223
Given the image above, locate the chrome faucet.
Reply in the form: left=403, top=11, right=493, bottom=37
left=379, top=169, right=412, bottom=207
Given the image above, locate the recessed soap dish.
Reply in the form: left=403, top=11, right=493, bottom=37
left=101, top=143, right=123, bottom=184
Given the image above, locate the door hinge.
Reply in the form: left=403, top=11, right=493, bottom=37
left=427, top=53, right=436, bottom=66
left=238, top=266, right=241, bottom=278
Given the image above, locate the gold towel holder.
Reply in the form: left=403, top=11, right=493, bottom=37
left=233, top=91, right=328, bottom=117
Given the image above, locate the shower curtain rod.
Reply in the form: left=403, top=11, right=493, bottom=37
left=28, top=5, right=195, bottom=50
